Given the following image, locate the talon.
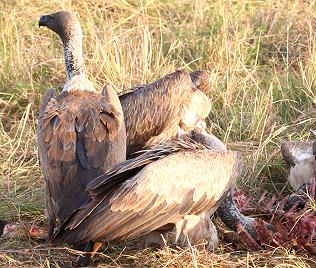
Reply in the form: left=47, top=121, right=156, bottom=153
left=91, top=242, right=103, bottom=257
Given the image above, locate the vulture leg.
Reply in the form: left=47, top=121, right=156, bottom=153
left=91, top=242, right=103, bottom=257
left=72, top=238, right=103, bottom=266
left=206, top=221, right=219, bottom=252
left=47, top=218, right=55, bottom=241
left=73, top=241, right=94, bottom=267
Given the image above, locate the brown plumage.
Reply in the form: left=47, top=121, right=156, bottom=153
left=119, top=69, right=212, bottom=156
left=50, top=135, right=243, bottom=246
left=190, top=70, right=210, bottom=94
left=281, top=141, right=316, bottom=191
left=38, top=11, right=126, bottom=240
left=41, top=12, right=211, bottom=158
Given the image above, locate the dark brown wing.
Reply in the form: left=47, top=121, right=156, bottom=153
left=39, top=88, right=58, bottom=115
left=38, top=89, right=58, bottom=165
left=51, top=142, right=242, bottom=245
left=38, top=88, right=59, bottom=237
left=119, top=70, right=211, bottom=156
left=38, top=90, right=124, bottom=228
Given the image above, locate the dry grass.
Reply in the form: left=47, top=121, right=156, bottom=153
left=0, top=0, right=316, bottom=267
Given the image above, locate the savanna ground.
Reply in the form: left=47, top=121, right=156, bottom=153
left=0, top=0, right=316, bottom=267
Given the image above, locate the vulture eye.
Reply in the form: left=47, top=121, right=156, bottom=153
left=39, top=14, right=55, bottom=27
left=47, top=15, right=54, bottom=22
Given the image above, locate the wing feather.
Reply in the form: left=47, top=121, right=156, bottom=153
left=38, top=90, right=125, bottom=229
left=51, top=147, right=242, bottom=245
left=120, top=70, right=210, bottom=156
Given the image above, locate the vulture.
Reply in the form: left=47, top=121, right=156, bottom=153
left=279, top=140, right=316, bottom=210
left=50, top=130, right=253, bottom=251
left=38, top=10, right=126, bottom=245
left=281, top=140, right=316, bottom=191
left=40, top=10, right=212, bottom=159
left=120, top=69, right=212, bottom=157
left=38, top=11, right=262, bottom=258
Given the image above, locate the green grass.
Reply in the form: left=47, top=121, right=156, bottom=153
left=0, top=0, right=315, bottom=267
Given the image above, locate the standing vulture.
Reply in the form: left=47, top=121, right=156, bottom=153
left=38, top=11, right=126, bottom=243
left=50, top=132, right=245, bottom=250
left=41, top=10, right=212, bottom=158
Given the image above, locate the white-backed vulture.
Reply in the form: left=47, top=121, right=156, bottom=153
left=281, top=141, right=316, bottom=191
left=41, top=11, right=212, bottom=159
left=50, top=132, right=243, bottom=250
left=38, top=11, right=126, bottom=243
left=120, top=69, right=212, bottom=157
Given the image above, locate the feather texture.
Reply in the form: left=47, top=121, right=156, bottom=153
left=38, top=90, right=126, bottom=236
left=120, top=70, right=211, bottom=156
left=281, top=141, right=314, bottom=167
left=281, top=141, right=316, bottom=190
left=51, top=138, right=242, bottom=245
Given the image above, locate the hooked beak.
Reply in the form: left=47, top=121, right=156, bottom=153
left=39, top=15, right=52, bottom=28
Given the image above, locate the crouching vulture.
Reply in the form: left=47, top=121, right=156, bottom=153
left=50, top=132, right=243, bottom=251
left=119, top=69, right=212, bottom=157
left=38, top=11, right=126, bottom=265
left=281, top=140, right=316, bottom=191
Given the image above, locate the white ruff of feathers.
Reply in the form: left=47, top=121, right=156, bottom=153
left=63, top=74, right=96, bottom=93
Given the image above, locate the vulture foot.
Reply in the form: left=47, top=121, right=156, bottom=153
left=73, top=241, right=94, bottom=267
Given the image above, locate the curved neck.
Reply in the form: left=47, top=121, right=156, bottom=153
left=63, top=33, right=85, bottom=80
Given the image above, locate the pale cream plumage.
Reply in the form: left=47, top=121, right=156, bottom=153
left=51, top=135, right=243, bottom=249
left=281, top=141, right=316, bottom=191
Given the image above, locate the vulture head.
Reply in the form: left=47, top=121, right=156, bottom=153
left=39, top=11, right=81, bottom=43
left=39, top=11, right=94, bottom=90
